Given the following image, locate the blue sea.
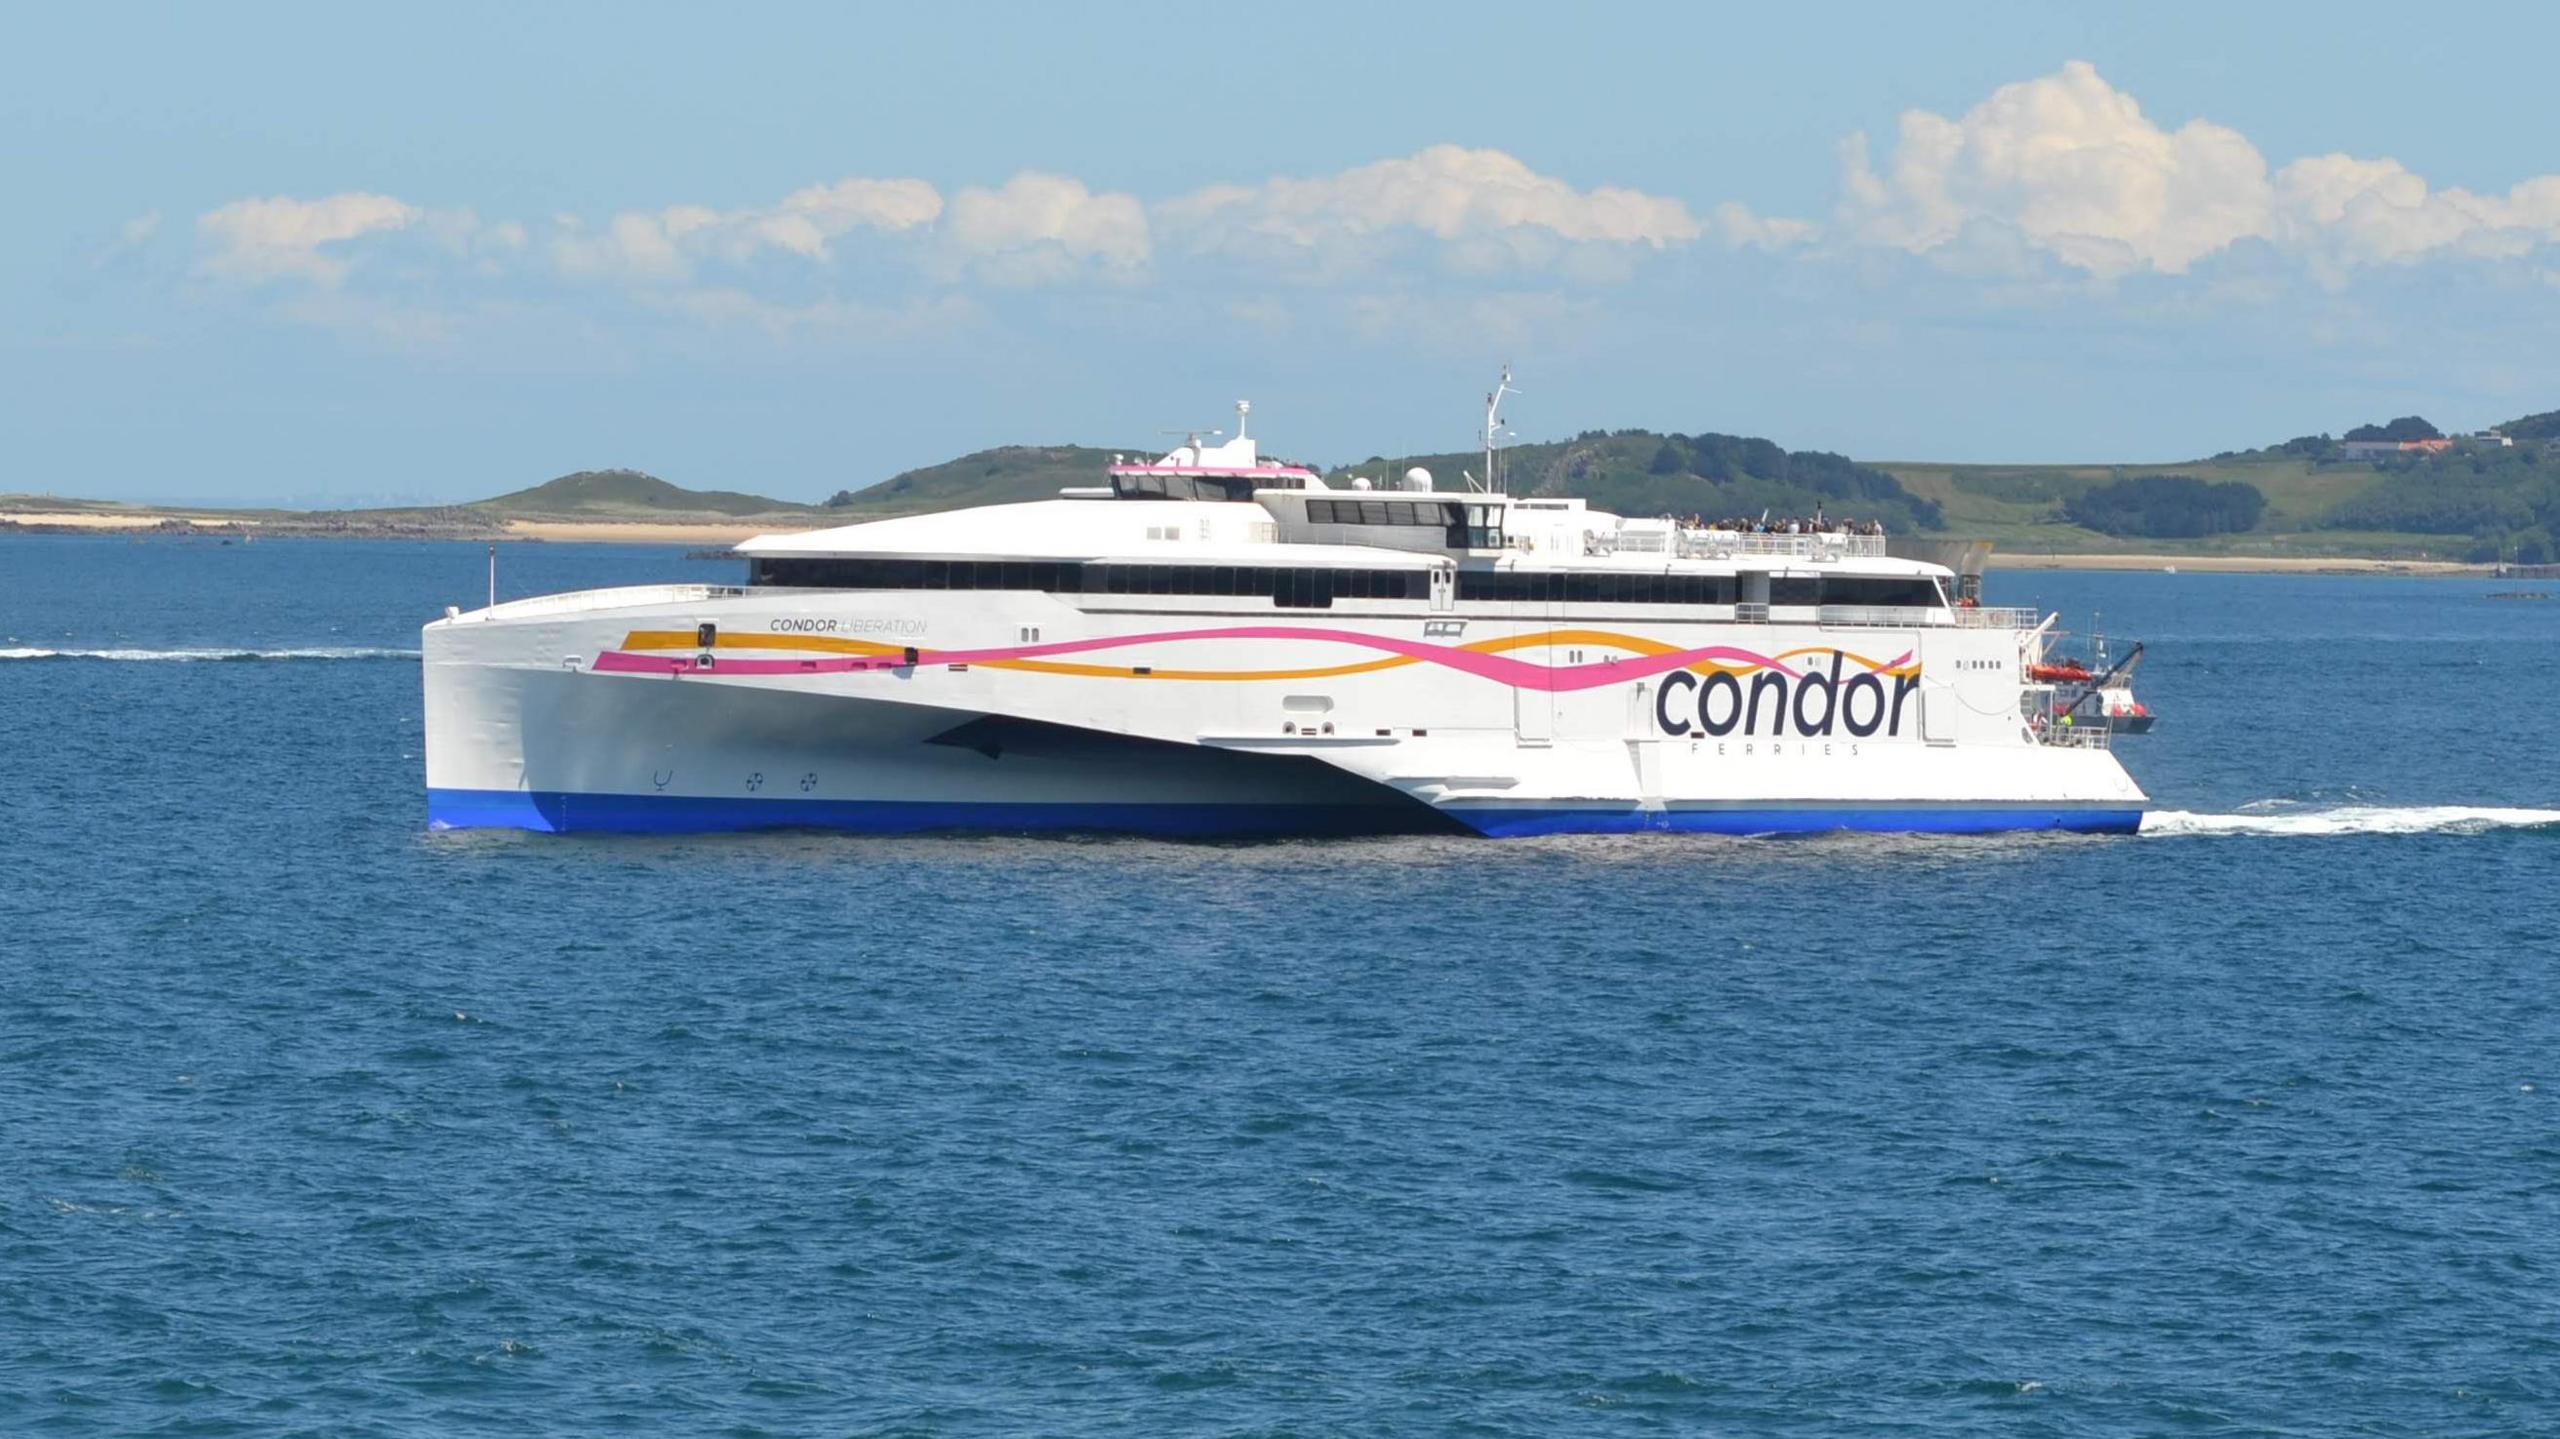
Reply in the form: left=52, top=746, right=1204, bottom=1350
left=4, top=535, right=2557, bottom=1436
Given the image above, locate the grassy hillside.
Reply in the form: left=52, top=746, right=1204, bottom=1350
left=1330, top=431, right=1942, bottom=533
left=1883, top=443, right=2555, bottom=561
left=819, top=446, right=1137, bottom=516
left=18, top=415, right=2556, bottom=563
left=1882, top=454, right=2392, bottom=554
left=471, top=468, right=815, bottom=519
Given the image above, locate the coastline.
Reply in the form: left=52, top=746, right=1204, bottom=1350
left=1, top=508, right=2502, bottom=573
left=1, top=510, right=780, bottom=547
left=1987, top=552, right=2488, bottom=575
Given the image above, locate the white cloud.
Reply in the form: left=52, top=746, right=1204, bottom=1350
left=941, top=172, right=1149, bottom=284
left=1712, top=202, right=1817, bottom=252
left=552, top=177, right=942, bottom=282
left=196, top=192, right=421, bottom=285
left=1157, top=145, right=1702, bottom=275
left=2273, top=154, right=2556, bottom=269
left=1830, top=60, right=2560, bottom=283
left=1838, top=61, right=2273, bottom=278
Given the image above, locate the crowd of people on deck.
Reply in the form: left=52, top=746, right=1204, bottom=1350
left=1673, top=513, right=1888, bottom=536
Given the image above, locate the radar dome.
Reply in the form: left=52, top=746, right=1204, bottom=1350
left=1403, top=467, right=1433, bottom=492
left=1349, top=476, right=1373, bottom=491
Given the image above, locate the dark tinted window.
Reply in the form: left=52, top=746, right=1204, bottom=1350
left=1823, top=576, right=1946, bottom=608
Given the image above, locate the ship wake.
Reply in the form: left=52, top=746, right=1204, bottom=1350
left=2140, top=805, right=2560, bottom=837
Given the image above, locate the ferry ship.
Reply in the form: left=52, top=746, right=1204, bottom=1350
left=423, top=386, right=2147, bottom=837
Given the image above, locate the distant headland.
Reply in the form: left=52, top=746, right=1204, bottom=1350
left=9, top=406, right=2556, bottom=572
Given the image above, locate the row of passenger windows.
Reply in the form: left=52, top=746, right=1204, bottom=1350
left=1459, top=570, right=1738, bottom=605
left=747, top=557, right=1944, bottom=611
left=1453, top=572, right=1943, bottom=608
left=749, top=557, right=1419, bottom=607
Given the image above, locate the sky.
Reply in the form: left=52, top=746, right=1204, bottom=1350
left=10, top=1, right=2560, bottom=505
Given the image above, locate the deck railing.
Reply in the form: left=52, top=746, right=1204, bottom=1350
left=1953, top=605, right=2041, bottom=628
left=2033, top=716, right=2114, bottom=750
left=1816, top=604, right=1951, bottom=628
left=1674, top=531, right=1888, bottom=560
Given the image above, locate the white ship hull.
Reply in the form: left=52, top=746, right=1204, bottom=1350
left=424, top=583, right=2146, bottom=838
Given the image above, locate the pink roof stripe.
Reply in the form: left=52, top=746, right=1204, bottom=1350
left=1105, top=465, right=1319, bottom=479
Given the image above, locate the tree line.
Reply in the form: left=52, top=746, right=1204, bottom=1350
left=2064, top=475, right=2267, bottom=538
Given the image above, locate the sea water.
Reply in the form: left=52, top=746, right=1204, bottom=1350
left=3, top=536, right=2556, bottom=1435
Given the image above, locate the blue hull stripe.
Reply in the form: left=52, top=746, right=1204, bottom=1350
left=1447, top=805, right=2146, bottom=838
left=431, top=788, right=2142, bottom=839
left=426, top=788, right=1423, bottom=838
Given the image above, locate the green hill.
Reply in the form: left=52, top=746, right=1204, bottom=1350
left=421, top=412, right=2560, bottom=564
left=2497, top=408, right=2560, bottom=441
left=1882, top=420, right=2560, bottom=560
left=818, top=445, right=1138, bottom=516
left=472, top=468, right=815, bottom=519
left=1329, top=432, right=1942, bottom=533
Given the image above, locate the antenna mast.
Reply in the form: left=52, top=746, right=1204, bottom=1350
left=1480, top=364, right=1518, bottom=494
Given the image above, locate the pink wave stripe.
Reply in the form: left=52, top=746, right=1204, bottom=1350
left=602, top=626, right=1916, bottom=693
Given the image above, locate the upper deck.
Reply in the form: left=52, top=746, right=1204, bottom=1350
left=727, top=399, right=1973, bottom=622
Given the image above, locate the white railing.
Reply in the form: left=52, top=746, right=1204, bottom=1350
left=1733, top=602, right=1769, bottom=624
left=2032, top=716, right=2114, bottom=750
left=1954, top=605, right=2040, bottom=628
left=1675, top=531, right=1888, bottom=560
left=1816, top=604, right=1951, bottom=628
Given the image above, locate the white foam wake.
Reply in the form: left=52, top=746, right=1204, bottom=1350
left=0, top=646, right=418, bottom=662
left=2141, top=805, right=2560, bottom=837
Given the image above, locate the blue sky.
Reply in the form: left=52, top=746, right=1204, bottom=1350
left=10, top=2, right=2560, bottom=504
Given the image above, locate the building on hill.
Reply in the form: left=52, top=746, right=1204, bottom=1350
left=2341, top=438, right=2455, bottom=459
left=2461, top=431, right=2515, bottom=448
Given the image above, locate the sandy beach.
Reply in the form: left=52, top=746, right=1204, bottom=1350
left=1, top=509, right=255, bottom=532
left=0, top=508, right=772, bottom=546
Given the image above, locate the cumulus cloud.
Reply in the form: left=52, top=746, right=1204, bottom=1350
left=1712, top=202, right=1817, bottom=252
left=941, top=172, right=1150, bottom=283
left=197, top=192, right=421, bottom=284
left=2272, top=154, right=2560, bottom=270
left=552, top=176, right=942, bottom=282
left=1157, top=145, right=1702, bottom=275
left=1831, top=60, right=2560, bottom=283
left=1838, top=61, right=2273, bottom=277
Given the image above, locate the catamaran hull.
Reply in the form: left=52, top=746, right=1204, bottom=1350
left=424, top=586, right=2148, bottom=840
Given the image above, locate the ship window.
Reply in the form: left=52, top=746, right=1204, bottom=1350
left=1772, top=577, right=1821, bottom=607
left=1822, top=576, right=1946, bottom=609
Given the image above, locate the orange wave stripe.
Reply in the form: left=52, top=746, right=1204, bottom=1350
left=616, top=627, right=1916, bottom=682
